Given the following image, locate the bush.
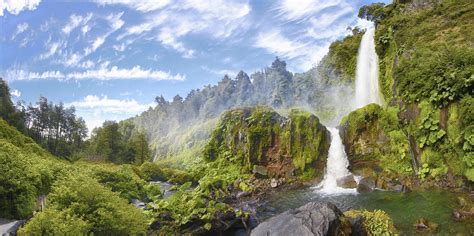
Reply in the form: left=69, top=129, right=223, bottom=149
left=20, top=173, right=148, bottom=235
left=344, top=209, right=397, bottom=235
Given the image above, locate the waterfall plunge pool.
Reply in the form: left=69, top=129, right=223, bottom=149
left=255, top=188, right=473, bottom=235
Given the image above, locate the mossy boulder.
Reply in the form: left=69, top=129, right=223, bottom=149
left=339, top=104, right=413, bottom=180
left=203, top=107, right=330, bottom=179
left=343, top=209, right=398, bottom=236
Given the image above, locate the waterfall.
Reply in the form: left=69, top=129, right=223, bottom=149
left=314, top=27, right=380, bottom=195
left=316, top=127, right=357, bottom=194
left=354, top=27, right=382, bottom=109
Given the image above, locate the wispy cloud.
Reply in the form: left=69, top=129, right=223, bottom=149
left=64, top=12, right=124, bottom=67
left=92, top=0, right=171, bottom=12
left=5, top=66, right=185, bottom=81
left=11, top=22, right=29, bottom=40
left=275, top=0, right=342, bottom=21
left=114, top=0, right=251, bottom=58
left=201, top=66, right=236, bottom=77
left=62, top=13, right=93, bottom=35
left=0, top=0, right=41, bottom=16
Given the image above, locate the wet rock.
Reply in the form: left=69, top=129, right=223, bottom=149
left=251, top=202, right=343, bottom=236
left=357, top=177, right=376, bottom=193
left=337, top=175, right=357, bottom=188
left=453, top=209, right=474, bottom=221
left=253, top=165, right=268, bottom=177
left=270, top=178, right=279, bottom=188
left=236, top=191, right=251, bottom=198
left=413, top=218, right=438, bottom=233
left=386, top=181, right=409, bottom=193
left=348, top=216, right=367, bottom=236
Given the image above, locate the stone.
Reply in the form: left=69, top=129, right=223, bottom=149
left=270, top=178, right=279, bottom=188
left=251, top=202, right=343, bottom=236
left=413, top=218, right=438, bottom=233
left=253, top=165, right=268, bottom=177
left=348, top=216, right=367, bottom=236
left=236, top=191, right=251, bottom=198
left=357, top=177, right=376, bottom=193
left=337, top=175, right=357, bottom=188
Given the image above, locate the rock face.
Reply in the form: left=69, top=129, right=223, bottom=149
left=357, top=177, right=375, bottom=193
left=204, top=107, right=331, bottom=179
left=251, top=202, right=343, bottom=236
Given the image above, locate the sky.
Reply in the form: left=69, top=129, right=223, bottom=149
left=0, top=0, right=389, bottom=132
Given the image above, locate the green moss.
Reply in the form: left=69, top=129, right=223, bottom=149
left=203, top=107, right=329, bottom=181
left=344, top=209, right=398, bottom=236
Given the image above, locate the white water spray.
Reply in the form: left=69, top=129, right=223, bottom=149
left=315, top=27, right=381, bottom=195
left=316, top=127, right=357, bottom=194
left=355, top=27, right=383, bottom=109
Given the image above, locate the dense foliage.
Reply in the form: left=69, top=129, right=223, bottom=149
left=87, top=120, right=151, bottom=164
left=0, top=78, right=88, bottom=158
left=19, top=173, right=148, bottom=235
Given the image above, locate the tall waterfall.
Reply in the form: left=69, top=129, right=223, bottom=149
left=354, top=27, right=382, bottom=108
left=315, top=27, right=380, bottom=194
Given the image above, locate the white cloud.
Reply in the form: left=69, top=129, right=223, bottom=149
left=62, top=13, right=93, bottom=35
left=67, top=95, right=154, bottom=132
left=64, top=12, right=124, bottom=67
left=5, top=69, right=65, bottom=81
left=11, top=22, right=29, bottom=40
left=254, top=30, right=309, bottom=60
left=69, top=95, right=152, bottom=114
left=5, top=66, right=185, bottom=81
left=39, top=41, right=63, bottom=60
left=201, top=66, right=236, bottom=77
left=113, top=43, right=126, bottom=52
left=0, top=0, right=41, bottom=16
left=276, top=0, right=342, bottom=21
left=68, top=65, right=185, bottom=81
left=78, top=60, right=95, bottom=69
left=113, top=0, right=251, bottom=58
left=92, top=0, right=170, bottom=12
left=157, top=27, right=195, bottom=58
left=10, top=89, right=21, bottom=98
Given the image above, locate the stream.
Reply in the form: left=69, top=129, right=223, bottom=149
left=256, top=188, right=473, bottom=235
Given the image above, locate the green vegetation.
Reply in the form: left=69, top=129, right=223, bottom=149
left=87, top=120, right=151, bottom=164
left=340, top=104, right=412, bottom=175
left=344, top=209, right=398, bottom=236
left=19, top=173, right=147, bottom=235
left=373, top=0, right=474, bottom=105
left=317, top=28, right=364, bottom=84
left=204, top=107, right=329, bottom=178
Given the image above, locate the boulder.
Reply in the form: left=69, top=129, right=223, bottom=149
left=357, top=177, right=376, bottom=193
left=337, top=175, right=357, bottom=188
left=251, top=202, right=343, bottom=236
left=253, top=165, right=268, bottom=177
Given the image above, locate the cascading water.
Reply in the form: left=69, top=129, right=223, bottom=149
left=354, top=27, right=383, bottom=109
left=316, top=127, right=357, bottom=194
left=315, top=27, right=382, bottom=194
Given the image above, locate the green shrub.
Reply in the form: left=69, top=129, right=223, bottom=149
left=344, top=209, right=398, bottom=236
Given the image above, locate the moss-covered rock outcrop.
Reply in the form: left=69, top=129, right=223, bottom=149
left=203, top=107, right=330, bottom=179
left=339, top=104, right=413, bottom=180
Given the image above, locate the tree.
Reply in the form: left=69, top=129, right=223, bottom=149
left=0, top=78, right=24, bottom=131
left=130, top=131, right=151, bottom=164
left=358, top=3, right=387, bottom=24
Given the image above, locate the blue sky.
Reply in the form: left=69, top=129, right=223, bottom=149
left=1, top=0, right=389, bottom=131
